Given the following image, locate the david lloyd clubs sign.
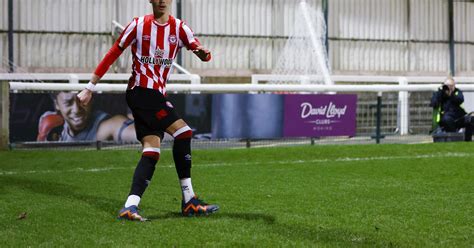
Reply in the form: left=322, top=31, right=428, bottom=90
left=283, top=94, right=357, bottom=137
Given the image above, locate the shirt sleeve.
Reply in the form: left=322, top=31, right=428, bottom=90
left=93, top=18, right=137, bottom=77
left=117, top=18, right=138, bottom=50
left=430, top=88, right=443, bottom=108
left=179, top=21, right=201, bottom=50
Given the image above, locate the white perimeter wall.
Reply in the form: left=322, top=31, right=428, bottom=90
left=0, top=0, right=473, bottom=76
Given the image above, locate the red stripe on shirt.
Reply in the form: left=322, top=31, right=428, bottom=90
left=142, top=16, right=156, bottom=88
left=161, top=18, right=178, bottom=90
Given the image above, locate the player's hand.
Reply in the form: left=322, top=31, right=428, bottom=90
left=193, top=46, right=211, bottom=62
left=77, top=89, right=93, bottom=106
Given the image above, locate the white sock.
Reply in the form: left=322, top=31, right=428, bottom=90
left=180, top=178, right=195, bottom=203
left=124, top=194, right=141, bottom=208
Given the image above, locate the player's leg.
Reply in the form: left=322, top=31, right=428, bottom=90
left=119, top=106, right=162, bottom=221
left=440, top=114, right=456, bottom=132
left=166, top=119, right=219, bottom=216
left=166, top=119, right=193, bottom=201
left=127, top=135, right=161, bottom=204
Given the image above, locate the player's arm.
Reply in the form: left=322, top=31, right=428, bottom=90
left=193, top=45, right=212, bottom=62
left=179, top=22, right=211, bottom=62
left=77, top=42, right=126, bottom=106
left=77, top=18, right=138, bottom=105
left=430, top=87, right=443, bottom=108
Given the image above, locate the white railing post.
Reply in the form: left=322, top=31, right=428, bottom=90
left=190, top=74, right=201, bottom=94
left=190, top=74, right=201, bottom=85
left=251, top=74, right=261, bottom=85
left=398, top=77, right=409, bottom=135
left=69, top=74, right=79, bottom=84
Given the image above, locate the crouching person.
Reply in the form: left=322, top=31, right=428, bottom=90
left=430, top=77, right=472, bottom=141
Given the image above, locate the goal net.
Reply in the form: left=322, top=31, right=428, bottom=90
left=271, top=1, right=331, bottom=85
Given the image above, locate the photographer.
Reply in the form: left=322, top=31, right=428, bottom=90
left=430, top=77, right=472, bottom=141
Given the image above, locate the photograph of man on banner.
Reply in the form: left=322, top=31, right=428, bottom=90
left=37, top=92, right=137, bottom=143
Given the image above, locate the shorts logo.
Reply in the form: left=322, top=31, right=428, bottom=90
left=155, top=48, right=164, bottom=58
left=156, top=109, right=168, bottom=120
left=166, top=101, right=174, bottom=108
left=168, top=35, right=177, bottom=45
left=143, top=35, right=151, bottom=41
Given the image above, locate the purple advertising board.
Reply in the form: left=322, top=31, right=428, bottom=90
left=283, top=94, right=357, bottom=137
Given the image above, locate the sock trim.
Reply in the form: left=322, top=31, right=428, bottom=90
left=143, top=147, right=161, bottom=153
left=173, top=126, right=192, bottom=138
left=142, top=147, right=160, bottom=160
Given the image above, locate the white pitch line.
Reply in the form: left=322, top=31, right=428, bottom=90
left=0, top=152, right=472, bottom=176
left=198, top=152, right=474, bottom=167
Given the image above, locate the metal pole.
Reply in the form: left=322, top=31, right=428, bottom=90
left=398, top=77, right=409, bottom=135
left=323, top=0, right=329, bottom=56
left=115, top=0, right=120, bottom=23
left=0, top=82, right=10, bottom=150
left=376, top=92, right=382, bottom=144
left=176, top=0, right=183, bottom=67
left=8, top=0, right=14, bottom=73
left=448, top=0, right=455, bottom=76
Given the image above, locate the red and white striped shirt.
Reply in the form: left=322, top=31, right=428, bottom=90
left=117, top=14, right=201, bottom=94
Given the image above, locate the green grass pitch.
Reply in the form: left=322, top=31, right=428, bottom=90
left=0, top=143, right=473, bottom=247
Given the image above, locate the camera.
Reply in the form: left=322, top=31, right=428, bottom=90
left=442, top=84, right=449, bottom=92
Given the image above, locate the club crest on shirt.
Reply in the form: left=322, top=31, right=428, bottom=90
left=168, top=35, right=177, bottom=45
left=155, top=48, right=164, bottom=58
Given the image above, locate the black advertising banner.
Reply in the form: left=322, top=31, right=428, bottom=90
left=10, top=93, right=212, bottom=143
left=11, top=92, right=357, bottom=143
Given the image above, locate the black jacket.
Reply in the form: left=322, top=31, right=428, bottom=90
left=430, top=86, right=466, bottom=119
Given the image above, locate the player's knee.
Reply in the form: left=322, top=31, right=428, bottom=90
left=141, top=135, right=161, bottom=147
left=173, top=126, right=193, bottom=140
left=142, top=147, right=160, bottom=161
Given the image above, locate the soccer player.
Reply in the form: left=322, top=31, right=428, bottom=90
left=77, top=0, right=218, bottom=220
